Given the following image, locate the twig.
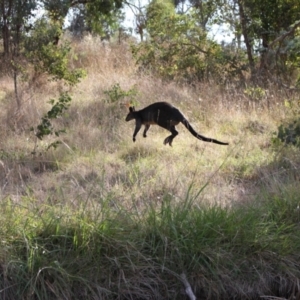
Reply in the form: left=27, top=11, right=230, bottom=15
left=180, top=273, right=196, bottom=300
left=260, top=296, right=288, bottom=299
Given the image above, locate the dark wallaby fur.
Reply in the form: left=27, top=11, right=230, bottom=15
left=125, top=102, right=229, bottom=146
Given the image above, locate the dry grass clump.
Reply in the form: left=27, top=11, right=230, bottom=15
left=71, top=34, right=136, bottom=79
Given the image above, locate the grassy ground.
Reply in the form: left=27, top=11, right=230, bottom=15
left=0, top=36, right=300, bottom=299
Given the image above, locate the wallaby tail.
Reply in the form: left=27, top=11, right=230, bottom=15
left=182, top=119, right=229, bottom=145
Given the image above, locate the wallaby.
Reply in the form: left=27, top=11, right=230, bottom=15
left=125, top=102, right=229, bottom=146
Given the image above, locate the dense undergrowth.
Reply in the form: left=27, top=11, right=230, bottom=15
left=0, top=186, right=300, bottom=299
left=0, top=37, right=300, bottom=299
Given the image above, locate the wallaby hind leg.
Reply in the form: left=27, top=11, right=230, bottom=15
left=143, top=124, right=150, bottom=138
left=162, top=125, right=178, bottom=146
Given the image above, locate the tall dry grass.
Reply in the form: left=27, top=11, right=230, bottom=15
left=0, top=35, right=298, bottom=206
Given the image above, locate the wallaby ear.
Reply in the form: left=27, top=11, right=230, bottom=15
left=129, top=106, right=135, bottom=112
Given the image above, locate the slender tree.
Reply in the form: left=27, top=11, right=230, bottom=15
left=0, top=0, right=37, bottom=107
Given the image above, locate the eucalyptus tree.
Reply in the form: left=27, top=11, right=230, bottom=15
left=0, top=0, right=125, bottom=105
left=42, top=0, right=124, bottom=41
left=169, top=0, right=300, bottom=85
left=0, top=0, right=37, bottom=58
left=234, top=0, right=300, bottom=84
left=0, top=0, right=38, bottom=107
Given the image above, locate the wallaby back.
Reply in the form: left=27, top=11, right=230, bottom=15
left=126, top=102, right=183, bottom=124
left=125, top=102, right=228, bottom=146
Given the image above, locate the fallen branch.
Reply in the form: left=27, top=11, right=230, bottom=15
left=180, top=273, right=196, bottom=300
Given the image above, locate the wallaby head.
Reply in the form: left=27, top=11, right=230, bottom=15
left=125, top=102, right=229, bottom=146
left=125, top=106, right=136, bottom=122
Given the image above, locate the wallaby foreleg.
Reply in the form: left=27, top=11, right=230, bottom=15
left=133, top=120, right=142, bottom=142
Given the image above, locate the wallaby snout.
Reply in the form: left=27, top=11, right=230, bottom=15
left=125, top=106, right=135, bottom=121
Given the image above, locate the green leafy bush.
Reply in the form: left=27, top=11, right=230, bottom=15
left=103, top=83, right=138, bottom=105
left=32, top=92, right=72, bottom=150
left=273, top=99, right=300, bottom=147
left=274, top=118, right=300, bottom=147
left=244, top=86, right=267, bottom=101
left=131, top=0, right=246, bottom=84
left=24, top=18, right=86, bottom=86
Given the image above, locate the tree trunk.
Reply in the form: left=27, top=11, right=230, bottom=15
left=12, top=23, right=22, bottom=108
left=2, top=23, right=10, bottom=56
left=237, top=0, right=255, bottom=77
left=1, top=0, right=13, bottom=57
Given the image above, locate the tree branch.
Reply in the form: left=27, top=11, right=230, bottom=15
left=179, top=42, right=208, bottom=54
left=269, top=20, right=300, bottom=48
